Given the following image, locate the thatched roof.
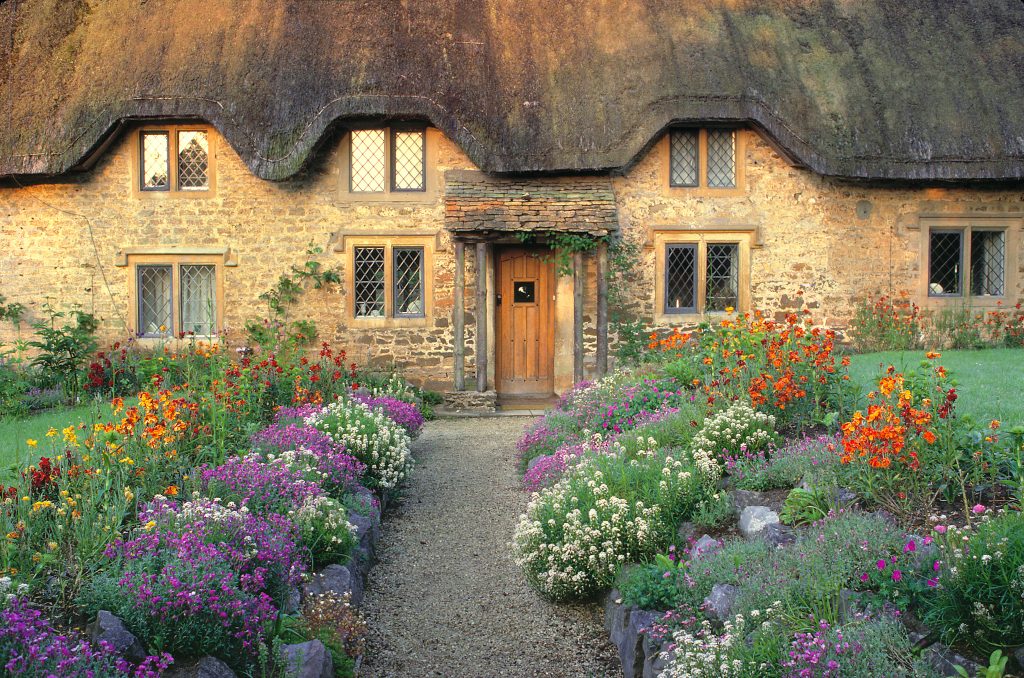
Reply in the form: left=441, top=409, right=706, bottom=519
left=1, top=0, right=1023, bottom=182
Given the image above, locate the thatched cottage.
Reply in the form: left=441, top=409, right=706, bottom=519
left=1, top=1, right=1022, bottom=404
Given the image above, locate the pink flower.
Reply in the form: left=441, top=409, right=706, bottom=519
left=923, top=536, right=933, bottom=545
left=933, top=560, right=941, bottom=572
left=935, top=525, right=947, bottom=534
left=927, top=578, right=939, bottom=588
left=972, top=504, right=986, bottom=514
left=876, top=559, right=886, bottom=570
left=891, top=569, right=903, bottom=582
left=904, top=540, right=916, bottom=553
left=860, top=572, right=869, bottom=583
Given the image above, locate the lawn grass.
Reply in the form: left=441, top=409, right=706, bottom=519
left=0, top=399, right=121, bottom=481
left=847, top=348, right=1024, bottom=425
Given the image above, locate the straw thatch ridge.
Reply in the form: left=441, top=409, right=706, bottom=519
left=1, top=0, right=1023, bottom=182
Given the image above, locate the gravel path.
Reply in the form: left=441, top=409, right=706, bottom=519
left=361, top=417, right=619, bottom=678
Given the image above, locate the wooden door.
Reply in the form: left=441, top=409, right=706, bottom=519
left=496, top=247, right=555, bottom=395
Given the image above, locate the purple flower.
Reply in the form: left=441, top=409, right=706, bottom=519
left=352, top=394, right=425, bottom=436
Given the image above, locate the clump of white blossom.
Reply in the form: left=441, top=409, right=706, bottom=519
left=658, top=602, right=782, bottom=678
left=308, top=398, right=412, bottom=491
left=690, top=403, right=777, bottom=482
left=289, top=495, right=358, bottom=565
left=513, top=443, right=707, bottom=601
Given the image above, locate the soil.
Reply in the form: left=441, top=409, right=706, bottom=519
left=360, top=417, right=620, bottom=678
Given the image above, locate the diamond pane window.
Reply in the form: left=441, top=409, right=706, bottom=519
left=665, top=244, right=697, bottom=313
left=929, top=231, right=963, bottom=296
left=350, top=130, right=387, bottom=193
left=706, top=244, right=739, bottom=311
left=669, top=130, right=699, bottom=187
left=707, top=130, right=736, bottom=188
left=141, top=132, right=170, bottom=191
left=354, top=247, right=386, bottom=317
left=138, top=266, right=173, bottom=336
left=970, top=231, right=1005, bottom=297
left=392, top=129, right=426, bottom=191
left=177, top=131, right=209, bottom=190
left=180, top=265, right=217, bottom=335
left=393, top=247, right=425, bottom=316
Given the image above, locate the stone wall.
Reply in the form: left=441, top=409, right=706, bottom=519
left=1, top=125, right=1021, bottom=392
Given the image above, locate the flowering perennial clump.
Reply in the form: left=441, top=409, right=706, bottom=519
left=658, top=603, right=781, bottom=678
left=353, top=394, right=425, bottom=436
left=308, top=398, right=413, bottom=491
left=690, top=403, right=776, bottom=485
left=514, top=446, right=707, bottom=601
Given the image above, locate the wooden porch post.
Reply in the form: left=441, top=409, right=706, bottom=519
left=573, top=250, right=584, bottom=384
left=476, top=242, right=488, bottom=392
left=453, top=240, right=465, bottom=391
left=596, top=241, right=609, bottom=378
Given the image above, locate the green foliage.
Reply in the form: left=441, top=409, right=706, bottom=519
left=0, top=295, right=26, bottom=326
left=515, top=231, right=602, bottom=277
left=247, top=243, right=339, bottom=348
left=780, top=486, right=833, bottom=526
left=691, top=491, right=734, bottom=531
left=27, top=304, right=99, bottom=402
left=924, top=510, right=1024, bottom=653
left=956, top=650, right=1008, bottom=678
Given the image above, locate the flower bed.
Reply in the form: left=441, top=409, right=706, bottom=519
left=0, top=337, right=425, bottom=676
left=513, top=311, right=1024, bottom=676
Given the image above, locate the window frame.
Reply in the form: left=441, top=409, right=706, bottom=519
left=663, top=243, right=698, bottom=314
left=339, top=126, right=438, bottom=203
left=652, top=229, right=753, bottom=322
left=392, top=246, right=427, bottom=318
left=918, top=216, right=1019, bottom=307
left=133, top=124, right=217, bottom=198
left=663, top=127, right=746, bottom=197
left=346, top=237, right=434, bottom=325
left=389, top=126, right=428, bottom=193
left=127, top=254, right=224, bottom=338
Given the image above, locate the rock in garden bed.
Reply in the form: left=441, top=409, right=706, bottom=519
left=303, top=563, right=363, bottom=606
left=702, top=583, right=738, bottom=622
left=738, top=505, right=780, bottom=538
left=281, top=640, right=333, bottom=678
left=163, top=656, right=237, bottom=678
left=603, top=590, right=664, bottom=678
left=88, top=610, right=147, bottom=664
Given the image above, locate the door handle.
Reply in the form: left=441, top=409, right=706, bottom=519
left=496, top=294, right=502, bottom=306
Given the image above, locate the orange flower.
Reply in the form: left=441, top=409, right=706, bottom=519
left=163, top=485, right=179, bottom=496
left=926, top=351, right=941, bottom=359
left=922, top=430, right=937, bottom=444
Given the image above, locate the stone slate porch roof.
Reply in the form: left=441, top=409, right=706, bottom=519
left=444, top=171, right=617, bottom=237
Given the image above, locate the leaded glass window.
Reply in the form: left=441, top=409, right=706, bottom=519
left=393, top=247, right=425, bottom=316
left=141, top=132, right=170, bottom=191
left=392, top=129, right=426, bottom=191
left=669, top=130, right=699, bottom=187
left=970, top=231, right=1006, bottom=297
left=929, top=231, right=963, bottom=296
left=665, top=245, right=697, bottom=313
left=354, top=247, right=386, bottom=317
left=350, top=130, right=387, bottom=193
left=706, top=130, right=736, bottom=188
left=177, top=131, right=209, bottom=191
left=706, top=243, right=739, bottom=311
left=180, top=265, right=217, bottom=335
left=138, top=265, right=173, bottom=336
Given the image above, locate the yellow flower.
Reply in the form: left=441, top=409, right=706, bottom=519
left=5, top=532, right=18, bottom=540
left=47, top=541, right=58, bottom=551
left=62, top=426, right=78, bottom=445
left=124, top=487, right=134, bottom=502
left=46, top=427, right=58, bottom=438
left=725, top=306, right=735, bottom=313
left=143, top=521, right=157, bottom=531
left=119, top=457, right=135, bottom=466
left=31, top=500, right=53, bottom=512
left=26, top=439, right=37, bottom=447
left=31, top=553, right=41, bottom=563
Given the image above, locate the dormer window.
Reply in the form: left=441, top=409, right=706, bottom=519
left=137, top=126, right=214, bottom=195
left=345, top=126, right=428, bottom=196
left=666, top=128, right=745, bottom=194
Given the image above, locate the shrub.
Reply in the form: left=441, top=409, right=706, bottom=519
left=291, top=495, right=358, bottom=568
left=81, top=531, right=278, bottom=668
left=307, top=398, right=412, bottom=492
left=849, top=294, right=924, bottom=353
left=0, top=592, right=172, bottom=677
left=202, top=453, right=325, bottom=516
left=513, top=446, right=709, bottom=601
left=931, top=305, right=987, bottom=350
left=924, top=509, right=1024, bottom=652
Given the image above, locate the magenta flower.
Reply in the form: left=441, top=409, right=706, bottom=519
left=935, top=525, right=947, bottom=534
left=933, top=560, right=941, bottom=572
left=972, top=504, right=986, bottom=514
left=927, top=578, right=939, bottom=587
left=904, top=540, right=916, bottom=553
left=891, top=569, right=902, bottom=582
left=860, top=572, right=869, bottom=583
left=876, top=559, right=886, bottom=570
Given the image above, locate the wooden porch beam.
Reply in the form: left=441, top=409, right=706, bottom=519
left=453, top=240, right=465, bottom=391
left=596, top=241, right=609, bottom=378
left=573, top=250, right=584, bottom=384
left=476, top=242, right=489, bottom=392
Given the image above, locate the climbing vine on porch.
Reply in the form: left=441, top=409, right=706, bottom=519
left=514, top=231, right=603, bottom=277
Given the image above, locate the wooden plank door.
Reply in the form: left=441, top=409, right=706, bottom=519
left=496, top=247, right=555, bottom=395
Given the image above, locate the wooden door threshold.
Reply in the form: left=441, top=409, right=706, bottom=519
left=496, top=394, right=558, bottom=412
